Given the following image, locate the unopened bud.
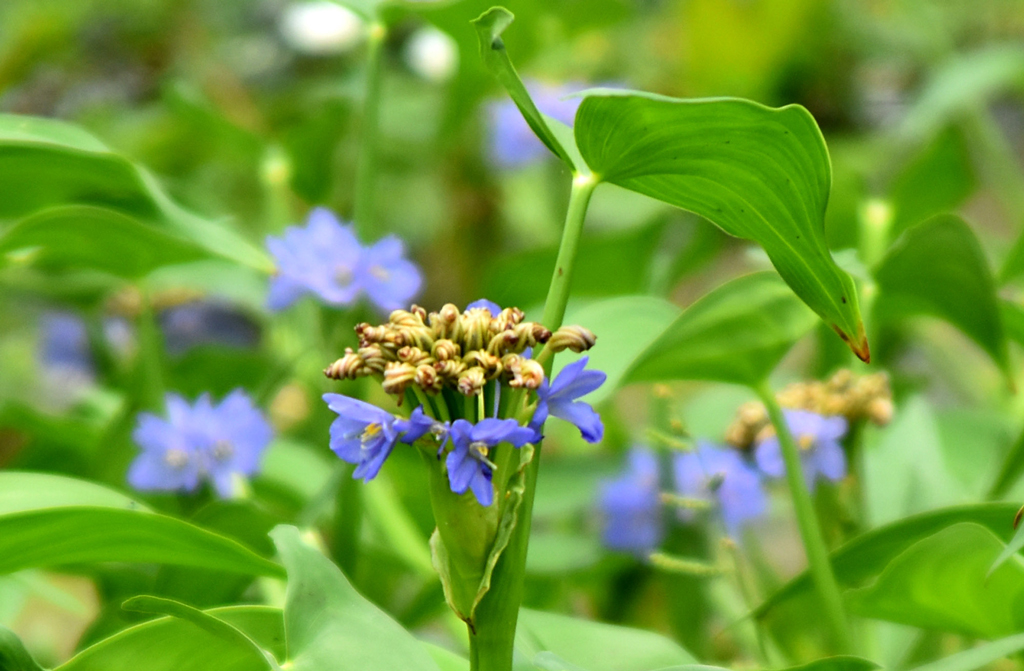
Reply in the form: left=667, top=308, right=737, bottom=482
left=432, top=339, right=460, bottom=361
left=457, top=367, right=487, bottom=396
left=506, top=355, right=544, bottom=390
left=397, top=346, right=432, bottom=366
left=358, top=345, right=388, bottom=372
left=435, top=358, right=467, bottom=380
left=464, top=350, right=503, bottom=377
left=430, top=304, right=462, bottom=341
left=356, top=322, right=389, bottom=347
left=382, top=362, right=418, bottom=396
left=493, top=307, right=525, bottom=332
left=547, top=325, right=597, bottom=353
left=461, top=308, right=492, bottom=351
left=512, top=322, right=551, bottom=349
left=487, top=330, right=520, bottom=356
left=390, top=308, right=426, bottom=328
left=325, top=349, right=366, bottom=379
left=415, top=364, right=442, bottom=393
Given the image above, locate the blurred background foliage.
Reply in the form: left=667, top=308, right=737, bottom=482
left=4, top=0, right=1024, bottom=668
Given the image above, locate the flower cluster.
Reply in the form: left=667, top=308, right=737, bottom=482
left=128, top=390, right=273, bottom=498
left=323, top=301, right=605, bottom=506
left=754, top=409, right=848, bottom=492
left=725, top=369, right=891, bottom=449
left=266, top=208, right=422, bottom=313
left=598, top=442, right=766, bottom=555
left=324, top=299, right=595, bottom=400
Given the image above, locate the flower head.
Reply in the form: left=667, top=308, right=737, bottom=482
left=755, top=409, right=848, bottom=490
left=673, top=442, right=766, bottom=536
left=324, top=393, right=401, bottom=481
left=129, top=390, right=273, bottom=497
left=531, top=356, right=606, bottom=443
left=487, top=81, right=582, bottom=168
left=597, top=448, right=663, bottom=555
left=266, top=208, right=421, bottom=313
left=445, top=418, right=536, bottom=506
left=395, top=405, right=448, bottom=445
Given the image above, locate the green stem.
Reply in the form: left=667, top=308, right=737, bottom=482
left=137, top=292, right=166, bottom=412
left=330, top=463, right=363, bottom=577
left=540, top=173, right=598, bottom=331
left=756, top=382, right=853, bottom=653
left=353, top=22, right=386, bottom=236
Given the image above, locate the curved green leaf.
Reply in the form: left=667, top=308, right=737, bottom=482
left=753, top=503, right=1021, bottom=620
left=573, top=90, right=867, bottom=360
left=0, top=472, right=282, bottom=577
left=907, top=632, right=1024, bottom=671
left=270, top=525, right=440, bottom=671
left=847, top=523, right=1024, bottom=638
left=0, top=625, right=45, bottom=671
left=0, top=114, right=272, bottom=274
left=516, top=608, right=695, bottom=671
left=874, top=214, right=1009, bottom=379
left=625, top=272, right=817, bottom=387
left=122, top=596, right=278, bottom=670
left=57, top=606, right=285, bottom=671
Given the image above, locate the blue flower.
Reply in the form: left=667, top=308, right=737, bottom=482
left=466, top=298, right=502, bottom=317
left=395, top=405, right=448, bottom=445
left=129, top=390, right=273, bottom=497
left=324, top=393, right=401, bottom=481
left=597, top=448, right=663, bottom=555
left=755, top=409, right=848, bottom=490
left=159, top=300, right=260, bottom=356
left=487, top=81, right=583, bottom=168
left=445, top=418, right=536, bottom=506
left=673, top=442, right=766, bottom=537
left=266, top=208, right=422, bottom=312
left=531, top=356, right=606, bottom=443
left=40, top=311, right=94, bottom=380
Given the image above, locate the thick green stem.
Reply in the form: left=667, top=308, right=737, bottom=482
left=353, top=22, right=386, bottom=236
left=540, top=173, right=598, bottom=331
left=756, top=382, right=853, bottom=653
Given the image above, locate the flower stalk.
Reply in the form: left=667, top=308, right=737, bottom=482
left=756, top=381, right=852, bottom=653
left=354, top=21, right=387, bottom=235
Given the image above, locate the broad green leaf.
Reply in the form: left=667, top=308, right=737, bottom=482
left=423, top=643, right=469, bottom=671
left=526, top=531, right=601, bottom=575
left=753, top=503, right=1021, bottom=620
left=0, top=625, right=45, bottom=671
left=122, top=596, right=278, bottom=670
left=516, top=608, right=695, bottom=671
left=846, top=523, right=1024, bottom=638
left=57, top=606, right=285, bottom=671
left=532, top=652, right=590, bottom=671
left=573, top=90, right=867, bottom=360
left=0, top=472, right=282, bottom=577
left=625, top=272, right=817, bottom=386
left=269, top=525, right=440, bottom=671
left=557, top=296, right=680, bottom=405
left=471, top=8, right=584, bottom=172
left=0, top=113, right=272, bottom=275
left=906, top=632, right=1024, bottom=671
left=874, top=214, right=1010, bottom=379
left=0, top=205, right=206, bottom=277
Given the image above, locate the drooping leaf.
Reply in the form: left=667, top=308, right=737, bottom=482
left=0, top=625, right=45, bottom=671
left=269, top=525, right=440, bottom=671
left=874, top=214, right=1010, bottom=379
left=0, top=114, right=272, bottom=275
left=516, top=608, right=695, bottom=671
left=56, top=606, right=285, bottom=671
left=557, top=296, right=680, bottom=405
left=0, top=472, right=282, bottom=577
left=625, top=272, right=817, bottom=387
left=121, top=596, right=278, bottom=670
left=471, top=8, right=585, bottom=172
left=846, top=523, right=1024, bottom=638
left=753, top=502, right=1021, bottom=619
left=990, top=521, right=1024, bottom=576
left=573, top=90, right=867, bottom=360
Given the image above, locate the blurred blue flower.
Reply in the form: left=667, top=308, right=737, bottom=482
left=40, top=311, right=94, bottom=380
left=466, top=298, right=502, bottom=317
left=129, top=390, right=273, bottom=498
left=487, top=80, right=583, bottom=168
left=673, top=442, right=766, bottom=537
left=755, top=409, right=848, bottom=490
left=597, top=448, right=663, bottom=555
left=445, top=418, right=536, bottom=506
left=266, top=208, right=422, bottom=313
left=531, top=356, right=606, bottom=443
left=324, top=393, right=400, bottom=481
left=159, top=300, right=260, bottom=356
